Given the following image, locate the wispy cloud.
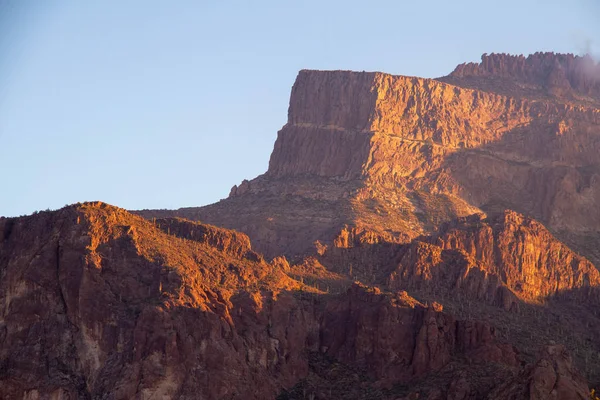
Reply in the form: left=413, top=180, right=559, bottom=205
left=570, top=31, right=600, bottom=60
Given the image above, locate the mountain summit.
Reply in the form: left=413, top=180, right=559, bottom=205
left=140, top=53, right=600, bottom=265
left=443, top=52, right=600, bottom=103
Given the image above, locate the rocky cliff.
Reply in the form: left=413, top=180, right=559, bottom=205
left=0, top=203, right=309, bottom=399
left=442, top=52, right=600, bottom=103
left=138, top=53, right=600, bottom=267
left=4, top=52, right=600, bottom=399
left=131, top=53, right=600, bottom=396
left=0, top=204, right=552, bottom=399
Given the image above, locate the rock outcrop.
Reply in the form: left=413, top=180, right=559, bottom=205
left=489, top=344, right=590, bottom=400
left=443, top=52, right=600, bottom=103
left=430, top=211, right=600, bottom=301
left=321, top=283, right=519, bottom=388
left=0, top=204, right=537, bottom=399
left=137, top=53, right=600, bottom=268
left=314, top=210, right=600, bottom=308
left=0, top=203, right=308, bottom=399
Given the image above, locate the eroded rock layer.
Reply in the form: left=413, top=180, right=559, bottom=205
left=0, top=204, right=550, bottom=399
left=138, top=54, right=600, bottom=265
left=442, top=52, right=600, bottom=103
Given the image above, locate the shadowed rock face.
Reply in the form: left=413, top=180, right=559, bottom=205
left=0, top=205, right=529, bottom=399
left=0, top=203, right=311, bottom=399
left=319, top=284, right=519, bottom=389
left=489, top=344, right=590, bottom=400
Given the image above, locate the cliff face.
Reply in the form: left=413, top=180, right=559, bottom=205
left=0, top=204, right=534, bottom=399
left=269, top=69, right=534, bottom=181
left=430, top=210, right=600, bottom=301
left=443, top=52, right=600, bottom=103
left=139, top=54, right=600, bottom=266
left=0, top=203, right=310, bottom=399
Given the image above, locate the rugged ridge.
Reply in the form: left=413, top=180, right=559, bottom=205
left=443, top=52, right=600, bottom=103
left=0, top=204, right=554, bottom=399
left=315, top=209, right=600, bottom=311
left=428, top=210, right=600, bottom=302
left=0, top=203, right=308, bottom=399
left=138, top=55, right=600, bottom=266
left=134, top=54, right=600, bottom=394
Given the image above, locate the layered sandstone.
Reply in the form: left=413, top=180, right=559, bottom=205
left=270, top=69, right=536, bottom=180
left=138, top=54, right=600, bottom=267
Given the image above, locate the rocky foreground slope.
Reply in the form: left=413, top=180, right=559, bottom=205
left=0, top=203, right=596, bottom=399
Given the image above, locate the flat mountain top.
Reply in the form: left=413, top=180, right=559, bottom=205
left=137, top=52, right=600, bottom=264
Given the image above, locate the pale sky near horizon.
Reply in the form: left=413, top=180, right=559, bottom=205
left=1, top=1, right=599, bottom=217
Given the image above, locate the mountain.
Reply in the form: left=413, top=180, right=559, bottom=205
left=441, top=52, right=600, bottom=104
left=0, top=203, right=555, bottom=399
left=138, top=53, right=600, bottom=266
left=3, top=53, right=600, bottom=399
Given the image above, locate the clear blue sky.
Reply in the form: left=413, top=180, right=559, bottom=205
left=1, top=1, right=598, bottom=217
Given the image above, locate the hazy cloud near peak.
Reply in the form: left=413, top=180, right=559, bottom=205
left=570, top=31, right=600, bottom=60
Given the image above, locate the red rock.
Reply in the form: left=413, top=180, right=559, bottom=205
left=489, top=344, right=590, bottom=400
left=0, top=204, right=310, bottom=399
left=444, top=52, right=600, bottom=102
left=0, top=204, right=532, bottom=399
left=320, top=283, right=519, bottom=388
left=137, top=54, right=600, bottom=269
left=4, top=52, right=600, bottom=399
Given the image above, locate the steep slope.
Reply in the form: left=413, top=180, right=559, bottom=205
left=0, top=202, right=308, bottom=399
left=310, top=209, right=600, bottom=384
left=131, top=52, right=600, bottom=393
left=137, top=53, right=600, bottom=266
left=2, top=203, right=552, bottom=399
left=489, top=344, right=590, bottom=400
